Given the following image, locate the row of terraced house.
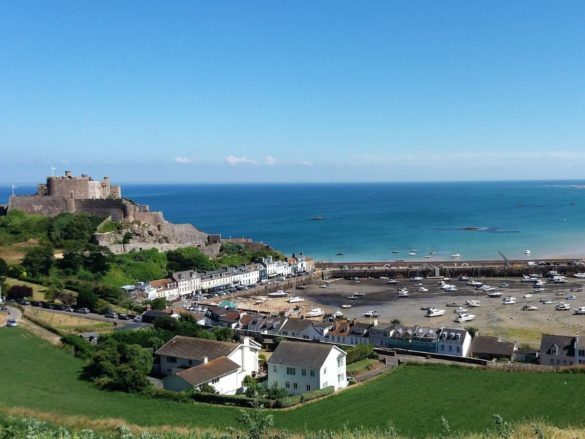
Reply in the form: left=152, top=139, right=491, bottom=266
left=122, top=255, right=314, bottom=301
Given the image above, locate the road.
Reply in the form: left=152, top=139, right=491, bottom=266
left=6, top=305, right=22, bottom=322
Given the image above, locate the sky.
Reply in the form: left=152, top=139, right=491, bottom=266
left=1, top=1, right=584, bottom=184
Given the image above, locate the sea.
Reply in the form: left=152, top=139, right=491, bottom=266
left=3, top=181, right=585, bottom=262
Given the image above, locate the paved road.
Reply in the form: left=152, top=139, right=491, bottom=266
left=6, top=305, right=22, bottom=322
left=22, top=304, right=134, bottom=326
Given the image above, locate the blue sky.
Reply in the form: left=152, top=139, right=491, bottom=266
left=1, top=1, right=584, bottom=184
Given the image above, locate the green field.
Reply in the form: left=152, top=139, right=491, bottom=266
left=2, top=328, right=585, bottom=437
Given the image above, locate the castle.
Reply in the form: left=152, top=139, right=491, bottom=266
left=5, top=171, right=216, bottom=255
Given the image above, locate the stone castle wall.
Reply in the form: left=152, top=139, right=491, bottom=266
left=8, top=196, right=70, bottom=216
left=101, top=242, right=221, bottom=256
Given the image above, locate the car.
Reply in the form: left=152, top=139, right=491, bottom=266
left=17, top=299, right=31, bottom=305
left=133, top=315, right=142, bottom=322
left=104, top=312, right=118, bottom=319
left=75, top=307, right=90, bottom=314
left=0, top=305, right=7, bottom=311
left=64, top=306, right=74, bottom=312
left=29, top=300, right=40, bottom=307
left=118, top=313, right=129, bottom=320
left=6, top=319, right=18, bottom=327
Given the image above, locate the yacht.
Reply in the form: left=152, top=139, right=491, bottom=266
left=574, top=273, right=585, bottom=279
left=521, top=275, right=539, bottom=283
left=555, top=302, right=571, bottom=311
left=524, top=249, right=531, bottom=255
left=455, top=313, right=476, bottom=323
left=468, top=280, right=483, bottom=287
left=341, top=304, right=352, bottom=309
left=268, top=290, right=287, bottom=298
left=426, top=308, right=446, bottom=317
left=522, top=305, right=538, bottom=311
left=502, top=296, right=517, bottom=305
left=459, top=275, right=470, bottom=282
left=332, top=310, right=344, bottom=319
left=305, top=308, right=325, bottom=317
left=440, top=282, right=458, bottom=292
left=411, top=276, right=424, bottom=282
left=465, top=299, right=481, bottom=307
left=453, top=307, right=468, bottom=314
left=418, top=286, right=429, bottom=292
left=288, top=296, right=305, bottom=303
left=397, top=288, right=409, bottom=297
left=386, top=279, right=398, bottom=284
left=352, top=292, right=366, bottom=297
left=574, top=306, right=585, bottom=315
left=523, top=294, right=533, bottom=298
left=487, top=291, right=503, bottom=297
left=478, top=285, right=496, bottom=292
left=363, top=310, right=380, bottom=318
left=552, top=275, right=567, bottom=284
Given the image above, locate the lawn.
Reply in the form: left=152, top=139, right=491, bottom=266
left=24, top=308, right=114, bottom=334
left=346, top=358, right=378, bottom=374
left=2, top=328, right=585, bottom=437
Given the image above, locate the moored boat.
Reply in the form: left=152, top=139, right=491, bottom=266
left=305, top=308, right=325, bottom=317
left=288, top=296, right=305, bottom=303
left=268, top=290, right=287, bottom=298
left=426, top=308, right=446, bottom=317
left=455, top=313, right=476, bottom=322
left=502, top=296, right=517, bottom=305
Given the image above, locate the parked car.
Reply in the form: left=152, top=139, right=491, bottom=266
left=64, top=306, right=74, bottom=312
left=104, top=311, right=118, bottom=319
left=118, top=313, right=129, bottom=320
left=75, top=307, right=90, bottom=314
left=133, top=315, right=142, bottom=322
left=6, top=319, right=18, bottom=327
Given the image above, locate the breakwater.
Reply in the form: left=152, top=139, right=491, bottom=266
left=318, top=258, right=584, bottom=279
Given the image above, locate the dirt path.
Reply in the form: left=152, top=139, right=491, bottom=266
left=18, top=317, right=62, bottom=346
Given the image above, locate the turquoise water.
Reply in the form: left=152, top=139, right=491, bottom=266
left=4, top=181, right=585, bottom=261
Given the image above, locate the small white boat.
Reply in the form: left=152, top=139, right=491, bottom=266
left=533, top=287, right=545, bottom=292
left=320, top=284, right=328, bottom=289
left=347, top=295, right=359, bottom=300
left=440, top=282, right=458, bottom=292
left=552, top=275, right=567, bottom=284
left=574, top=306, right=585, bottom=315
left=540, top=298, right=554, bottom=304
left=499, top=282, right=509, bottom=288
left=573, top=273, right=585, bottom=279
left=522, top=305, right=538, bottom=311
left=465, top=299, right=481, bottom=307
left=534, top=280, right=545, bottom=287
left=468, top=280, right=483, bottom=287
left=408, top=252, right=417, bottom=256
left=332, top=310, right=344, bottom=318
left=288, top=296, right=305, bottom=303
left=459, top=275, right=470, bottom=282
left=451, top=253, right=461, bottom=258
left=353, top=292, right=366, bottom=297
left=502, top=296, right=517, bottom=305
left=418, top=287, right=428, bottom=292
left=521, top=275, right=539, bottom=283
left=411, top=276, right=423, bottom=282
left=453, top=307, right=468, bottom=314
left=487, top=291, right=503, bottom=297
left=524, top=249, right=531, bottom=255
left=523, top=294, right=533, bottom=298
left=397, top=288, right=409, bottom=297
left=478, top=285, right=496, bottom=292
left=341, top=304, right=352, bottom=309
left=305, top=308, right=325, bottom=317
left=555, top=302, right=571, bottom=311
left=455, top=313, right=476, bottom=323
left=386, top=279, right=398, bottom=284
left=363, top=310, right=379, bottom=318
left=426, top=308, right=446, bottom=317
left=268, top=290, right=287, bottom=298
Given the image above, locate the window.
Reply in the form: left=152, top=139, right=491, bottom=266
left=324, top=367, right=327, bottom=374
left=310, top=369, right=315, bottom=377
left=211, top=378, right=219, bottom=384
left=301, top=369, right=306, bottom=376
left=306, top=384, right=311, bottom=391
left=293, top=383, right=298, bottom=390
left=337, top=358, right=344, bottom=367
left=273, top=366, right=277, bottom=373
left=456, top=346, right=460, bottom=353
left=286, top=367, right=296, bottom=375
left=167, top=356, right=177, bottom=363
left=285, top=382, right=290, bottom=389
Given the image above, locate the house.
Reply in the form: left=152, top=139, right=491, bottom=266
left=279, top=318, right=325, bottom=341
left=268, top=341, right=347, bottom=395
left=157, top=335, right=261, bottom=394
left=261, top=256, right=292, bottom=278
left=539, top=334, right=581, bottom=366
left=325, top=320, right=372, bottom=346
left=437, top=328, right=472, bottom=357
left=205, top=306, right=242, bottom=329
left=171, top=270, right=201, bottom=296
left=149, top=278, right=180, bottom=301
left=471, top=336, right=517, bottom=361
left=386, top=325, right=438, bottom=353
left=141, top=309, right=172, bottom=324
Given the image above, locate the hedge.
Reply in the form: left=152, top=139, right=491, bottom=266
left=300, top=385, right=334, bottom=403
left=188, top=391, right=274, bottom=408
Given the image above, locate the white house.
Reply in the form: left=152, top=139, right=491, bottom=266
left=148, top=278, right=180, bottom=301
left=279, top=318, right=327, bottom=341
left=268, top=341, right=347, bottom=395
left=171, top=270, right=201, bottom=296
left=261, top=257, right=292, bottom=278
left=157, top=335, right=261, bottom=394
left=437, top=328, right=472, bottom=357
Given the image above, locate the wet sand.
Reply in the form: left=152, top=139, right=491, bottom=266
left=230, top=276, right=585, bottom=347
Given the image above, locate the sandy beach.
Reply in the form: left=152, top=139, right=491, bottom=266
left=224, top=276, right=585, bottom=347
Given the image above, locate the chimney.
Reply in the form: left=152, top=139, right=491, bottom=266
left=65, top=170, right=72, bottom=178
left=203, top=356, right=208, bottom=364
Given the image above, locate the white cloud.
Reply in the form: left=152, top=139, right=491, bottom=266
left=295, top=160, right=313, bottom=166
left=174, top=157, right=191, bottom=164
left=264, top=155, right=279, bottom=166
left=225, top=155, right=258, bottom=166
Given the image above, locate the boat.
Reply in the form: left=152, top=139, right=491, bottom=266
left=397, top=288, right=409, bottom=297
left=341, top=304, right=352, bottom=309
left=455, top=313, right=476, bottom=323
left=468, top=280, right=483, bottom=287
left=521, top=275, right=539, bottom=283
left=408, top=252, right=417, bottom=256
left=451, top=253, right=461, bottom=258
left=386, top=279, right=398, bottom=284
left=336, top=252, right=343, bottom=256
left=332, top=310, right=344, bottom=318
left=522, top=305, right=538, bottom=311
left=320, top=284, right=328, bottom=288
left=305, top=308, right=325, bottom=317
left=453, top=307, right=468, bottom=314
left=571, top=287, right=583, bottom=293
left=524, top=250, right=531, bottom=255
left=499, top=282, right=509, bottom=288
left=459, top=275, right=470, bottom=282
left=392, top=250, right=400, bottom=254
left=523, top=294, right=533, bottom=298
left=540, top=298, right=554, bottom=304
left=440, top=282, right=458, bottom=292
left=288, top=296, right=305, bottom=303
left=347, top=295, right=359, bottom=300
left=574, top=273, right=585, bottom=279
left=410, top=276, right=423, bottom=282
left=502, top=296, right=517, bottom=305
left=418, top=287, right=429, bottom=292
left=574, top=306, right=585, bottom=315
left=311, top=216, right=325, bottom=221
left=268, top=290, right=287, bottom=298
left=533, top=287, right=545, bottom=292
left=426, top=308, right=446, bottom=317
left=487, top=291, right=503, bottom=297
left=465, top=299, right=481, bottom=307
left=352, top=292, right=366, bottom=297
left=363, top=310, right=379, bottom=318
left=478, top=285, right=496, bottom=292
left=566, top=294, right=577, bottom=300
left=555, top=302, right=571, bottom=311
left=552, top=275, right=567, bottom=284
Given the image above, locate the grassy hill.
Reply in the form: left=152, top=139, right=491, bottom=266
left=2, top=328, right=585, bottom=437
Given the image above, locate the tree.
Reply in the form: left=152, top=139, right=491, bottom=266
left=150, top=297, right=167, bottom=310
left=238, top=397, right=275, bottom=439
left=84, top=339, right=153, bottom=393
left=465, top=326, right=479, bottom=338
left=84, top=248, right=111, bottom=275
left=198, top=383, right=217, bottom=394
left=6, top=284, right=33, bottom=300
left=22, top=245, right=54, bottom=277
left=212, top=327, right=235, bottom=342
left=166, top=247, right=218, bottom=272
left=0, top=257, right=8, bottom=277
left=59, top=250, right=84, bottom=274
left=76, top=286, right=98, bottom=310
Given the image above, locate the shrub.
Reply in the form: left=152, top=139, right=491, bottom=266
left=61, top=334, right=95, bottom=359
left=346, top=343, right=375, bottom=364
left=300, top=386, right=335, bottom=403
left=6, top=284, right=33, bottom=300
